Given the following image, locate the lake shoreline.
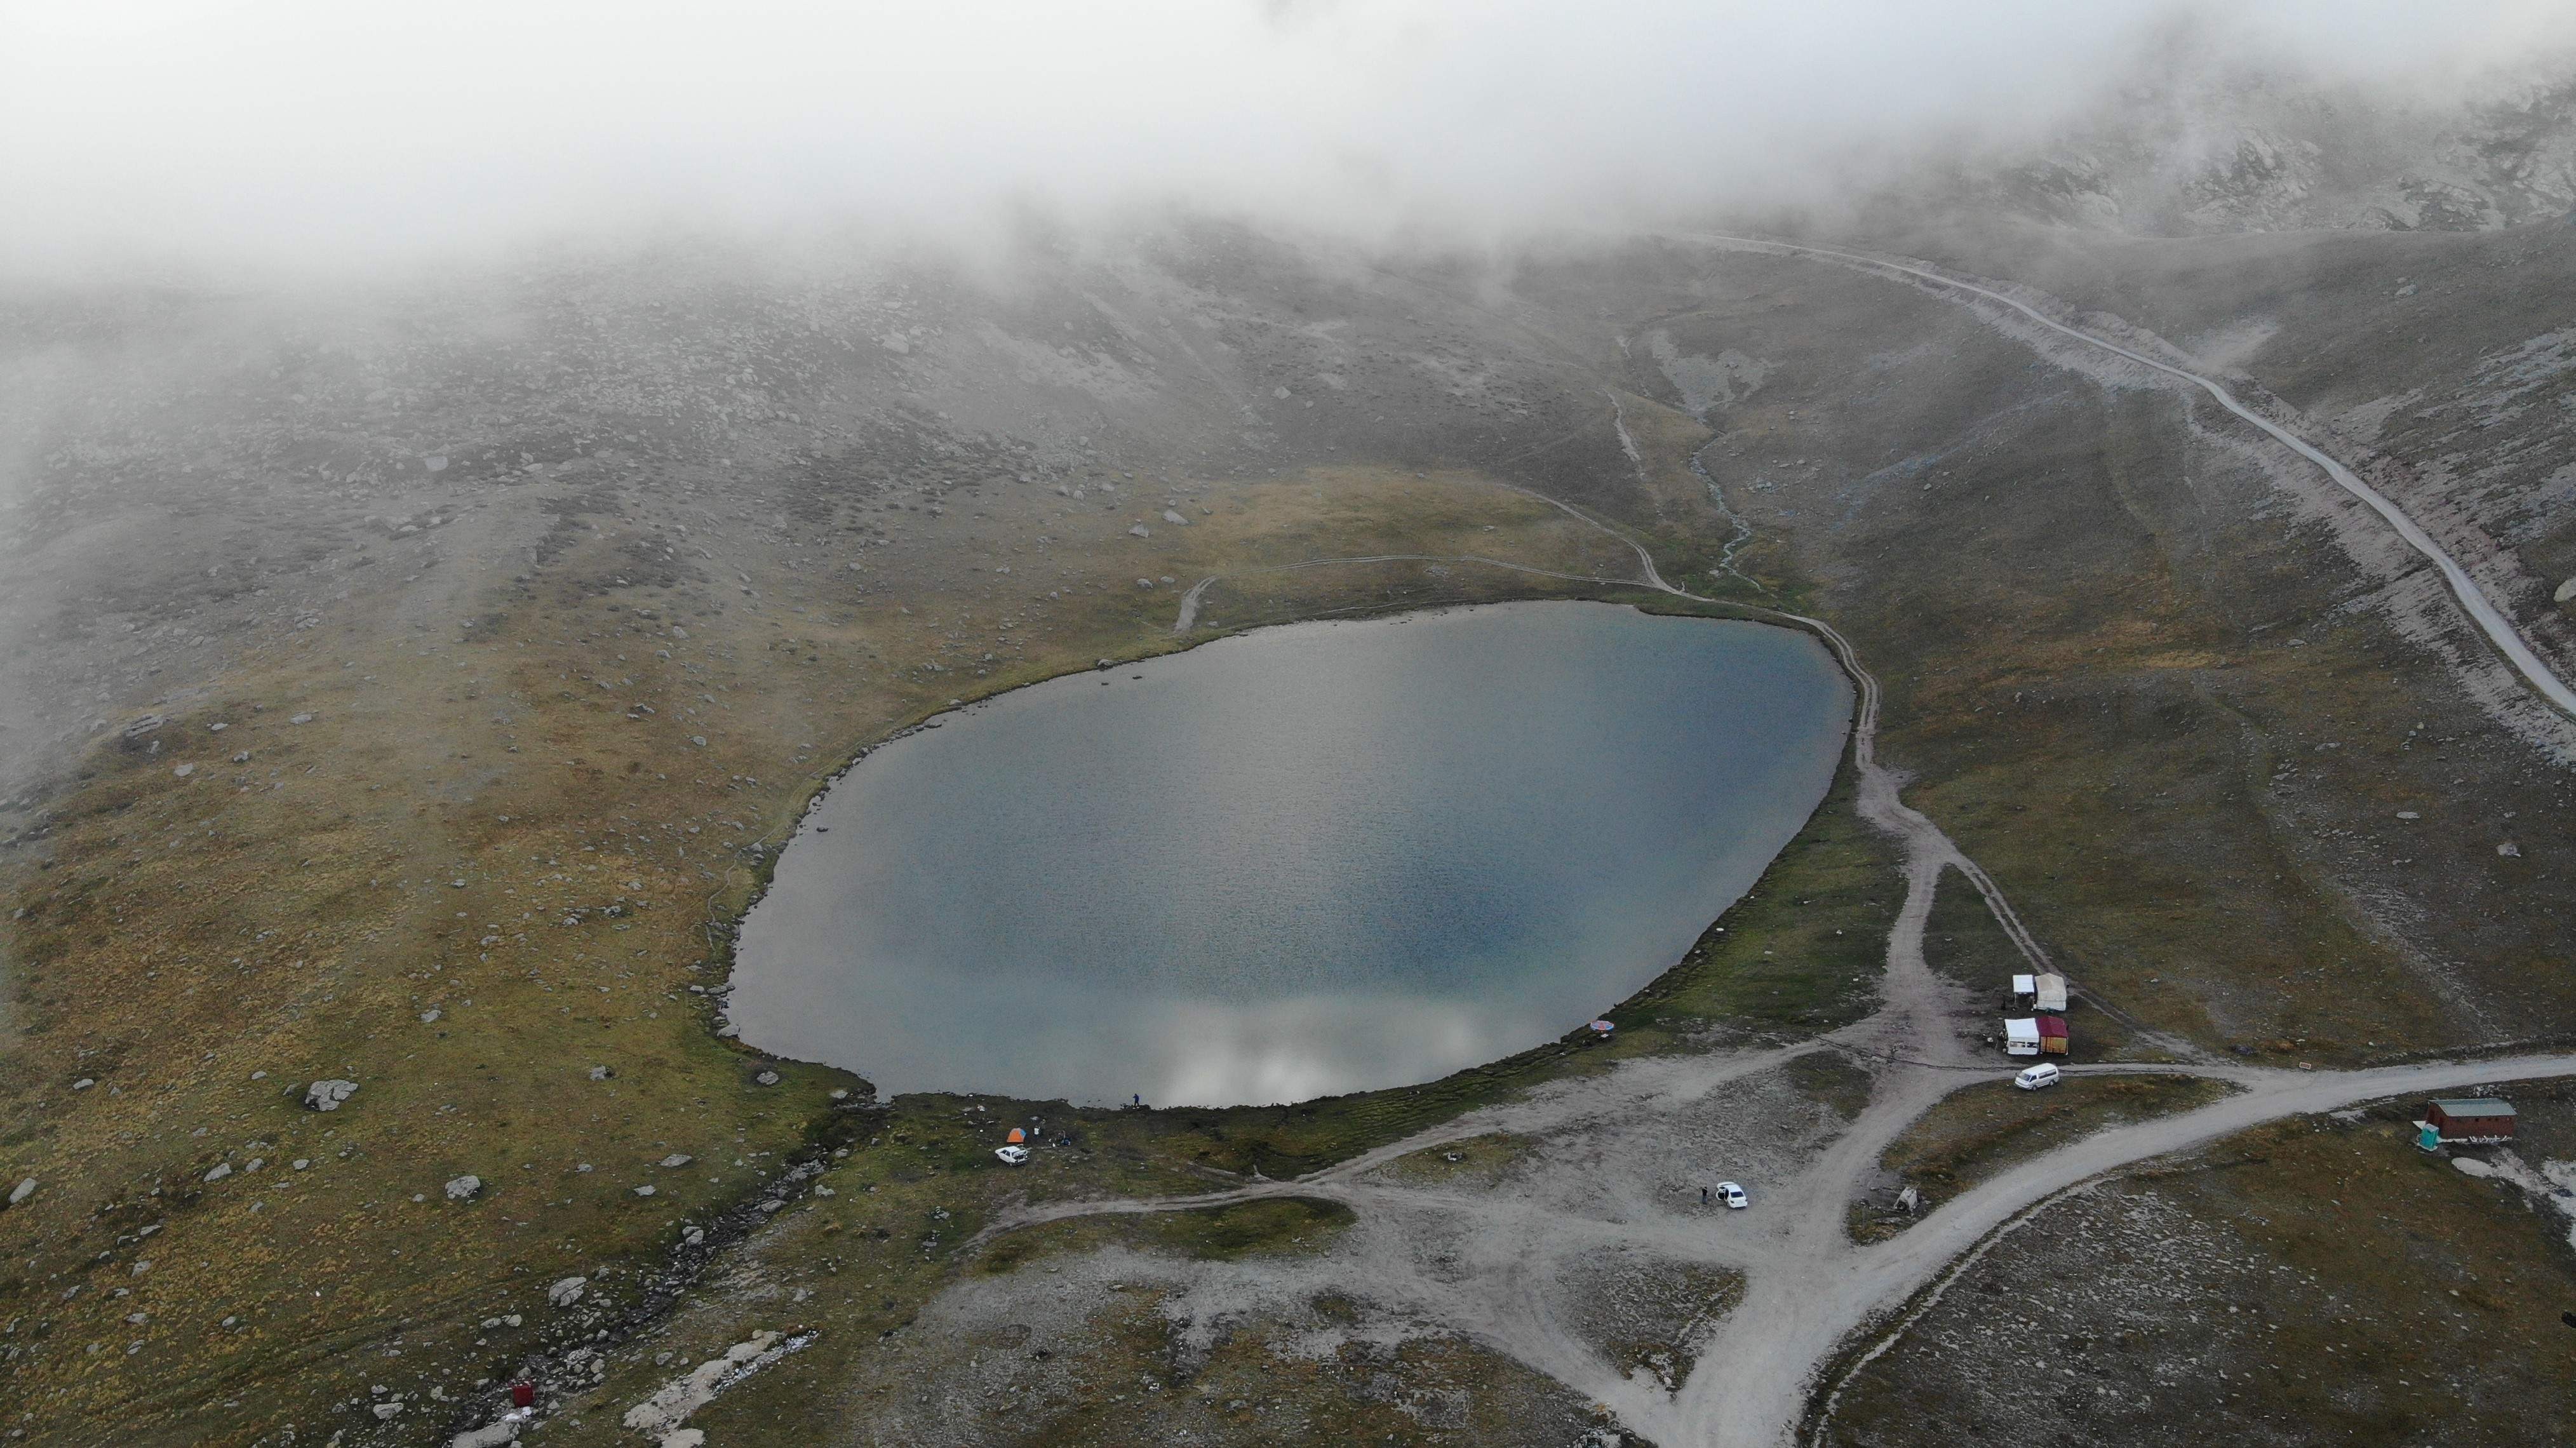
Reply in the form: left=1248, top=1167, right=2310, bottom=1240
left=729, top=598, right=1851, bottom=1107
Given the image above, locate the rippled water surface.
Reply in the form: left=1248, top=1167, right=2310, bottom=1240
left=730, top=601, right=1849, bottom=1106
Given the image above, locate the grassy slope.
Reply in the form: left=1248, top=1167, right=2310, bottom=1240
left=0, top=440, right=1902, bottom=1446
left=0, top=464, right=1705, bottom=1444
left=1600, top=242, right=2576, bottom=1063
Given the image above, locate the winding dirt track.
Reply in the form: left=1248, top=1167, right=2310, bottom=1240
left=1680, top=232, right=2576, bottom=722
left=988, top=246, right=2576, bottom=1446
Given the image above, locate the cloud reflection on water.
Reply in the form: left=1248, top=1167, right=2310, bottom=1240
left=731, top=603, right=1849, bottom=1106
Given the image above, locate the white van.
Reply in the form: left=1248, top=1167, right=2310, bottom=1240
left=2013, top=1063, right=2062, bottom=1092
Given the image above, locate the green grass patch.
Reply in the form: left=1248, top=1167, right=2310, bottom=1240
left=1921, top=867, right=2025, bottom=995
left=1786, top=1049, right=1876, bottom=1120
left=1622, top=756, right=1898, bottom=1036
left=1144, top=1197, right=1354, bottom=1261
left=1860, top=1073, right=2239, bottom=1240
left=1376, top=1131, right=1542, bottom=1184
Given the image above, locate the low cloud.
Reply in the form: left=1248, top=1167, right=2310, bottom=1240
left=4, top=0, right=2573, bottom=276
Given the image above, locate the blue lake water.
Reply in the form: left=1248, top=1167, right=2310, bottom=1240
left=729, top=601, right=1851, bottom=1107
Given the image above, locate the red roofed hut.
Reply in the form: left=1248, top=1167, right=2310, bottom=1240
left=2036, top=1016, right=2069, bottom=1056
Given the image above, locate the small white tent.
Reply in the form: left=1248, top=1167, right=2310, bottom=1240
left=2033, top=974, right=2069, bottom=1012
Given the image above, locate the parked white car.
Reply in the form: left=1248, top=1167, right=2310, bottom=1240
left=994, top=1144, right=1030, bottom=1165
left=1715, top=1181, right=1749, bottom=1209
left=2013, top=1063, right=2062, bottom=1091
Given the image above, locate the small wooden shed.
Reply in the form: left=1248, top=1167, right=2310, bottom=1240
left=2425, top=1098, right=2516, bottom=1143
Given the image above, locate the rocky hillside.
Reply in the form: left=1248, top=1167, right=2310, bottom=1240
left=1893, top=41, right=2576, bottom=235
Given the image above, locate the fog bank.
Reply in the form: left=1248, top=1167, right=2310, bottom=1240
left=5, top=1, right=2574, bottom=276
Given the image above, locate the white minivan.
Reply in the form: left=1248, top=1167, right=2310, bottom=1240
left=2013, top=1063, right=2062, bottom=1091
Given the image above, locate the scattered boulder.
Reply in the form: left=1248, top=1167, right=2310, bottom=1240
left=634, top=1184, right=657, bottom=1198
left=449, top=1421, right=521, bottom=1447
left=2500, top=841, right=2523, bottom=858
left=589, top=1066, right=614, bottom=1081
left=8, top=1178, right=34, bottom=1206
left=304, top=1079, right=359, bottom=1112
left=2556, top=577, right=2576, bottom=605
left=659, top=1154, right=694, bottom=1169
left=547, top=1276, right=587, bottom=1308
left=373, top=1400, right=404, bottom=1420
left=1128, top=524, right=1150, bottom=538
left=1162, top=509, right=1188, bottom=526
left=289, top=713, right=315, bottom=726
left=445, top=1176, right=482, bottom=1202
left=753, top=1070, right=780, bottom=1087
left=203, top=1163, right=232, bottom=1183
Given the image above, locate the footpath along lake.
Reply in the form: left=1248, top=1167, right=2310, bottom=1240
left=729, top=601, right=1851, bottom=1106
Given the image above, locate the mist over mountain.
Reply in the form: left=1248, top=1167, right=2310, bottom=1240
left=5, top=1, right=2573, bottom=278
left=8, top=8, right=2576, bottom=1448
left=1891, top=22, right=2576, bottom=234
